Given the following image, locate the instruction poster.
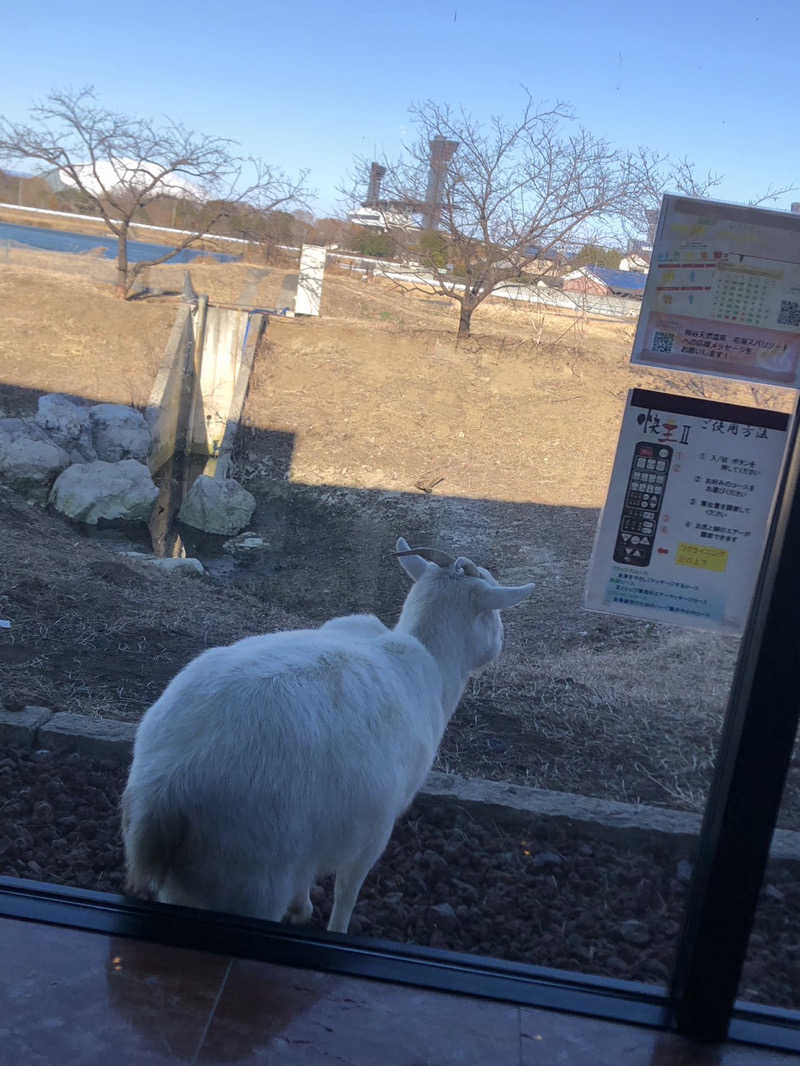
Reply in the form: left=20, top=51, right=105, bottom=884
left=632, top=195, right=800, bottom=386
left=585, top=389, right=789, bottom=632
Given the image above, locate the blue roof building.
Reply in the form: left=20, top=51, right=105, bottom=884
left=562, top=265, right=647, bottom=298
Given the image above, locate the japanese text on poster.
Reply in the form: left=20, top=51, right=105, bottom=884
left=632, top=195, right=800, bottom=387
left=585, top=390, right=789, bottom=632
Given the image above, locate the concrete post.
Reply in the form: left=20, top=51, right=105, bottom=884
left=295, top=244, right=326, bottom=316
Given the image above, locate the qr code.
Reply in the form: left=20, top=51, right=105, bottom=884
left=778, top=300, right=800, bottom=327
left=652, top=330, right=674, bottom=353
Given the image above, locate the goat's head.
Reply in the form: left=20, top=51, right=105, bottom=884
left=393, top=537, right=535, bottom=669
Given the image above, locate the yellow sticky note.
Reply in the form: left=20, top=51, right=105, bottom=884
left=676, top=543, right=728, bottom=573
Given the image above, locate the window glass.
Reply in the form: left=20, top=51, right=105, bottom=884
left=1, top=11, right=797, bottom=1012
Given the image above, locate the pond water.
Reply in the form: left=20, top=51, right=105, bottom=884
left=0, top=219, right=240, bottom=263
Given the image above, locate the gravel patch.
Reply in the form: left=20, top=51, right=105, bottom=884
left=0, top=744, right=796, bottom=1010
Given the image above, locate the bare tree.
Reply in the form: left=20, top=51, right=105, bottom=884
left=0, top=88, right=310, bottom=295
left=346, top=96, right=647, bottom=337
left=618, top=150, right=728, bottom=257
left=624, top=149, right=796, bottom=251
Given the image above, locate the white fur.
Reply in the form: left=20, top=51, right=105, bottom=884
left=121, top=537, right=534, bottom=933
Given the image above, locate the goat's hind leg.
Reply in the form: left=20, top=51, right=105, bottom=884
left=286, top=885, right=314, bottom=924
left=162, top=863, right=292, bottom=924
left=328, top=831, right=391, bottom=934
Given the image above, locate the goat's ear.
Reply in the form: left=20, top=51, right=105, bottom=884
left=395, top=537, right=431, bottom=582
left=473, top=582, right=535, bottom=611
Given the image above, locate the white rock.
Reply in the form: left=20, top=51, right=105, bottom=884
left=49, top=459, right=158, bottom=525
left=151, top=556, right=205, bottom=576
left=35, top=394, right=96, bottom=461
left=0, top=418, right=71, bottom=502
left=222, top=531, right=269, bottom=554
left=178, top=475, right=256, bottom=535
left=120, top=552, right=205, bottom=576
left=152, top=557, right=205, bottom=576
left=89, top=404, right=151, bottom=463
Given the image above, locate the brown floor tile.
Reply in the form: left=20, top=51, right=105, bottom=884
left=520, top=1008, right=799, bottom=1065
left=0, top=917, right=230, bottom=1064
left=1, top=917, right=796, bottom=1065
left=197, top=958, right=524, bottom=1064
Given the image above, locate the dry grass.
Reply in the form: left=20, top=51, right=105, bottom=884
left=0, top=251, right=301, bottom=412
left=242, top=270, right=792, bottom=509
left=430, top=619, right=734, bottom=811
left=0, top=263, right=174, bottom=409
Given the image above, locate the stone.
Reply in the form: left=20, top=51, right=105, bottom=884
left=620, top=919, right=651, bottom=946
left=423, top=849, right=449, bottom=875
left=122, top=552, right=205, bottom=576
left=89, top=403, right=151, bottom=463
left=32, top=800, right=54, bottom=823
left=49, top=459, right=158, bottom=525
left=643, top=959, right=670, bottom=982
left=178, top=475, right=256, bottom=535
left=0, top=418, right=71, bottom=503
left=531, top=850, right=563, bottom=869
left=133, top=558, right=204, bottom=575
left=451, top=878, right=479, bottom=904
left=39, top=712, right=136, bottom=761
left=222, top=531, right=270, bottom=554
left=676, top=859, right=693, bottom=883
left=0, top=706, right=53, bottom=747
left=35, top=394, right=96, bottom=461
left=149, top=556, right=205, bottom=576
left=428, top=902, right=459, bottom=930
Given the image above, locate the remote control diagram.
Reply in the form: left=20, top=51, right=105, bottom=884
left=613, top=442, right=673, bottom=566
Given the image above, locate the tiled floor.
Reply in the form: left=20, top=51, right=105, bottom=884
left=0, top=915, right=796, bottom=1065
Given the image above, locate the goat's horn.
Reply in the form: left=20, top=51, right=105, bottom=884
left=392, top=546, right=455, bottom=568
left=452, top=556, right=481, bottom=577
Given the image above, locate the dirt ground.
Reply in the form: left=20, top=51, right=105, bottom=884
left=1, top=248, right=798, bottom=828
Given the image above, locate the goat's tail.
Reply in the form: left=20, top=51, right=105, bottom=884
left=120, top=785, right=185, bottom=897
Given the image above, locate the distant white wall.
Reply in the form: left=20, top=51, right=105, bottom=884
left=374, top=265, right=642, bottom=321
left=295, top=244, right=327, bottom=316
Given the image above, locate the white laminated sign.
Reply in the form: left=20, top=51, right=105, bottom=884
left=585, top=389, right=789, bottom=633
left=632, top=195, right=800, bottom=386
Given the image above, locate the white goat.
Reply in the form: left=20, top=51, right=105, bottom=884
left=121, top=537, right=534, bottom=933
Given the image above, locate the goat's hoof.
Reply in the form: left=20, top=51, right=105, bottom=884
left=287, top=900, right=313, bottom=924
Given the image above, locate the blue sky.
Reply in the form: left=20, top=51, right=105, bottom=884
left=1, top=0, right=796, bottom=219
